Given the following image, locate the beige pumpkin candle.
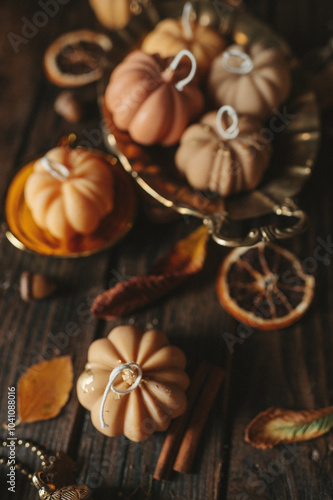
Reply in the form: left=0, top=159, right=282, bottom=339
left=24, top=146, right=114, bottom=240
left=175, top=105, right=272, bottom=197
left=89, top=0, right=132, bottom=29
left=208, top=43, right=291, bottom=118
left=77, top=325, right=190, bottom=442
left=141, top=2, right=226, bottom=79
left=104, top=49, right=204, bottom=146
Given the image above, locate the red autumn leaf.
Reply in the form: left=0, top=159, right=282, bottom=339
left=91, top=225, right=209, bottom=320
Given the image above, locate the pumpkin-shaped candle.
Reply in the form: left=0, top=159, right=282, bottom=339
left=208, top=43, right=291, bottom=118
left=89, top=0, right=132, bottom=29
left=175, top=105, right=272, bottom=197
left=24, top=146, right=114, bottom=240
left=77, top=326, right=190, bottom=442
left=104, top=49, right=204, bottom=146
left=141, top=2, right=226, bottom=78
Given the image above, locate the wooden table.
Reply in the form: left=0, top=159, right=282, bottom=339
left=1, top=1, right=333, bottom=498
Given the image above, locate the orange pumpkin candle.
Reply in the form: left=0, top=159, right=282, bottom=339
left=24, top=146, right=114, bottom=240
left=77, top=325, right=190, bottom=442
left=89, top=0, right=132, bottom=30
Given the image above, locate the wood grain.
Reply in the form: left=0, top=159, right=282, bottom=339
left=0, top=1, right=332, bottom=499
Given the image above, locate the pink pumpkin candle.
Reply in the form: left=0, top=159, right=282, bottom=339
left=104, top=49, right=204, bottom=146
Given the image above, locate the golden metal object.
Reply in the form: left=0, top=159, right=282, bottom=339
left=5, top=150, right=136, bottom=257
left=101, top=0, right=321, bottom=247
left=32, top=471, right=91, bottom=499
left=0, top=440, right=91, bottom=500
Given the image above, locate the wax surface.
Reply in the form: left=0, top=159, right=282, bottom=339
left=24, top=147, right=114, bottom=240
left=77, top=326, right=190, bottom=442
left=208, top=43, right=291, bottom=118
left=104, top=50, right=204, bottom=146
left=175, top=111, right=272, bottom=197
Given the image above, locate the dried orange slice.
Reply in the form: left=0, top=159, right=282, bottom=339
left=44, top=30, right=112, bottom=87
left=216, top=243, right=314, bottom=330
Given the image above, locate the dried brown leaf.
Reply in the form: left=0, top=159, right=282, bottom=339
left=17, top=356, right=74, bottom=423
left=152, top=224, right=209, bottom=275
left=91, top=225, right=209, bottom=320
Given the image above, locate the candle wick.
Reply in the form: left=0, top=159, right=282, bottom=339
left=99, top=362, right=143, bottom=429
left=216, top=105, right=240, bottom=141
left=168, top=49, right=197, bottom=92
left=41, top=156, right=70, bottom=181
left=222, top=48, right=254, bottom=75
left=182, top=2, right=195, bottom=40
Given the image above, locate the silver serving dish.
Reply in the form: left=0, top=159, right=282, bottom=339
left=101, top=0, right=321, bottom=247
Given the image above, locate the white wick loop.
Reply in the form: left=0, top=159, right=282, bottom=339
left=216, top=105, right=239, bottom=140
left=169, top=49, right=197, bottom=91
left=41, top=156, right=70, bottom=181
left=99, top=362, right=143, bottom=429
left=222, top=48, right=254, bottom=75
left=182, top=2, right=195, bottom=40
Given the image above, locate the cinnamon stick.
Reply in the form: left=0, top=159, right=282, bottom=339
left=173, top=365, right=225, bottom=475
left=153, top=360, right=211, bottom=481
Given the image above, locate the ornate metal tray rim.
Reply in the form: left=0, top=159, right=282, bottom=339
left=102, top=0, right=321, bottom=247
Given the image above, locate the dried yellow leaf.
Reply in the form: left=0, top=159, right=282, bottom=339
left=17, top=355, right=73, bottom=423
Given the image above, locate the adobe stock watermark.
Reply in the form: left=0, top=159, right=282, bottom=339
left=110, top=69, right=161, bottom=124
left=6, top=387, right=17, bottom=493
left=213, top=0, right=243, bottom=18
left=79, top=400, right=178, bottom=490
left=7, top=0, right=71, bottom=54
left=80, top=405, right=168, bottom=490
left=73, top=78, right=296, bottom=230
left=80, top=452, right=124, bottom=490
left=76, top=267, right=134, bottom=322
left=248, top=106, right=296, bottom=155
left=236, top=442, right=306, bottom=499
left=76, top=118, right=107, bottom=152
left=16, top=267, right=133, bottom=375
left=181, top=105, right=296, bottom=226
left=223, top=234, right=333, bottom=353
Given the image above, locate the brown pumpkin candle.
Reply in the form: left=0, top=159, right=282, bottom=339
left=175, top=105, right=272, bottom=197
left=208, top=43, right=291, bottom=118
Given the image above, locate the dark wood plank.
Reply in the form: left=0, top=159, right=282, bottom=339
left=221, top=2, right=333, bottom=497
left=75, top=218, right=231, bottom=500
left=1, top=1, right=333, bottom=499
left=246, top=0, right=333, bottom=56
left=224, top=126, right=333, bottom=499
left=0, top=1, right=114, bottom=498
